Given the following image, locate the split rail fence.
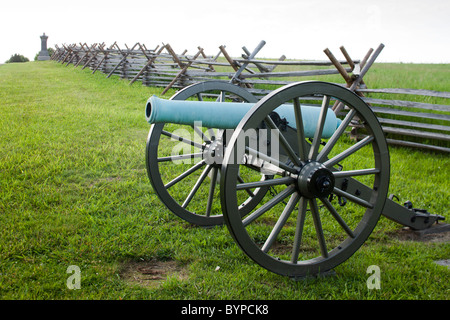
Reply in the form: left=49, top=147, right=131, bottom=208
left=51, top=41, right=449, bottom=153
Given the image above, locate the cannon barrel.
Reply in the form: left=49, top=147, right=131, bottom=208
left=146, top=95, right=341, bottom=138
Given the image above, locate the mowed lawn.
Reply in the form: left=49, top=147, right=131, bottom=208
left=0, top=61, right=448, bottom=300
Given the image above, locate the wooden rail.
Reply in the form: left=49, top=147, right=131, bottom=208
left=356, top=88, right=450, bottom=152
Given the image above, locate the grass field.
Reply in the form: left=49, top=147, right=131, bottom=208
left=0, top=61, right=448, bottom=301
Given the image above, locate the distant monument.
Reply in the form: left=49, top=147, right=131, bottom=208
left=37, top=33, right=50, bottom=61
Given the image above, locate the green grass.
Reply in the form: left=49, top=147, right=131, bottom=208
left=0, top=61, right=449, bottom=300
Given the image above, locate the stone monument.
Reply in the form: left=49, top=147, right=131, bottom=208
left=37, top=33, right=50, bottom=61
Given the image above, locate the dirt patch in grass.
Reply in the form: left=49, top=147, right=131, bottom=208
left=120, top=259, right=189, bottom=288
left=390, top=224, right=450, bottom=243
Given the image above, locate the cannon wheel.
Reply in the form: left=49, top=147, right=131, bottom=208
left=221, top=81, right=390, bottom=277
left=146, top=81, right=270, bottom=226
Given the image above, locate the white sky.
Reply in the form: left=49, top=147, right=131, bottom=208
left=0, top=0, right=449, bottom=63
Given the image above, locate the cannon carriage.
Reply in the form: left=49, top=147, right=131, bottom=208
left=145, top=80, right=444, bottom=278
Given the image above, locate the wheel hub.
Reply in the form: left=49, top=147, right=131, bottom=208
left=296, top=161, right=335, bottom=198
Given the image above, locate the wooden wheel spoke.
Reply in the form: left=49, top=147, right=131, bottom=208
left=236, top=176, right=295, bottom=191
left=293, top=97, right=307, bottom=162
left=262, top=192, right=300, bottom=253
left=205, top=167, right=218, bottom=217
left=243, top=185, right=296, bottom=227
left=181, top=165, right=213, bottom=209
left=333, top=168, right=380, bottom=178
left=162, top=130, right=204, bottom=149
left=291, top=196, right=307, bottom=263
left=320, top=197, right=355, bottom=238
left=308, top=95, right=331, bottom=160
left=317, top=109, right=356, bottom=162
left=164, top=159, right=206, bottom=189
left=333, top=187, right=374, bottom=209
left=323, top=135, right=374, bottom=168
left=246, top=146, right=298, bottom=174
left=193, top=125, right=210, bottom=143
left=237, top=174, right=255, bottom=197
left=309, top=199, right=328, bottom=258
left=157, top=152, right=203, bottom=162
left=264, top=115, right=301, bottom=166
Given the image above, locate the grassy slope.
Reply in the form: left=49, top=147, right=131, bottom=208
left=0, top=61, right=448, bottom=300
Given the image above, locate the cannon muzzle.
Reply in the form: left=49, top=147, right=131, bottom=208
left=146, top=95, right=341, bottom=138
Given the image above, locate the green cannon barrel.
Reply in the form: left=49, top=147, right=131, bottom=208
left=146, top=95, right=341, bottom=138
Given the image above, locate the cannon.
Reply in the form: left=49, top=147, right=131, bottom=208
left=145, top=80, right=444, bottom=278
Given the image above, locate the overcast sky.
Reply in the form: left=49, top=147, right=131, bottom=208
left=0, top=0, right=449, bottom=63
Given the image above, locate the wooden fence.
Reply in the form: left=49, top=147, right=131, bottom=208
left=51, top=41, right=449, bottom=152
left=51, top=40, right=360, bottom=95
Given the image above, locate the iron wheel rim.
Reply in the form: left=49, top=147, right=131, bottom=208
left=221, top=81, right=390, bottom=276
